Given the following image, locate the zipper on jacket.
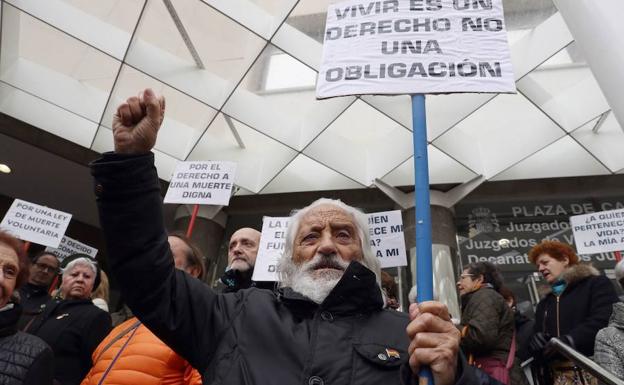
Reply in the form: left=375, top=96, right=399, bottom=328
left=556, top=296, right=560, bottom=337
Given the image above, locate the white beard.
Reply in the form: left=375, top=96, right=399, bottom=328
left=288, top=253, right=350, bottom=304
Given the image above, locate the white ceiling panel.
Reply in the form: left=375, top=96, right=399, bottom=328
left=126, top=0, right=265, bottom=109
left=360, top=95, right=412, bottom=130
left=382, top=146, right=478, bottom=187
left=0, top=4, right=120, bottom=122
left=518, top=43, right=610, bottom=132
left=490, top=136, right=610, bottom=181
left=222, top=45, right=353, bottom=151
left=260, top=154, right=363, bottom=194
left=201, top=0, right=297, bottom=39
left=188, top=113, right=298, bottom=193
left=91, top=126, right=114, bottom=154
left=433, top=93, right=565, bottom=178
left=572, top=113, right=624, bottom=172
left=0, top=82, right=98, bottom=147
left=303, top=100, right=413, bottom=186
left=6, top=0, right=142, bottom=59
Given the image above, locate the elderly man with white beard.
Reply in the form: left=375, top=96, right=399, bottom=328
left=91, top=88, right=491, bottom=385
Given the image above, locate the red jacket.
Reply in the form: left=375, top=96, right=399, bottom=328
left=80, top=317, right=202, bottom=385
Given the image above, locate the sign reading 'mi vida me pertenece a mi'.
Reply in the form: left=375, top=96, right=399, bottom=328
left=570, top=208, right=624, bottom=255
left=252, top=211, right=407, bottom=281
left=164, top=161, right=237, bottom=206
left=368, top=210, right=407, bottom=268
left=0, top=199, right=72, bottom=248
left=317, top=0, right=516, bottom=98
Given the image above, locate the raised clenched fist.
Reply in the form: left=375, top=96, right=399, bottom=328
left=112, top=88, right=166, bottom=154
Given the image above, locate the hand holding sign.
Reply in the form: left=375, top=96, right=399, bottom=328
left=406, top=302, right=459, bottom=385
left=113, top=88, right=166, bottom=154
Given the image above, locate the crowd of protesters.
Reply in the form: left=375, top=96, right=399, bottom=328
left=1, top=89, right=624, bottom=385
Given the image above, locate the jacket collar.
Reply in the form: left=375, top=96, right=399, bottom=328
left=0, top=302, right=21, bottom=337
left=280, top=261, right=383, bottom=315
left=542, top=264, right=600, bottom=298
left=560, top=263, right=599, bottom=287
left=21, top=282, right=49, bottom=297
left=220, top=269, right=254, bottom=293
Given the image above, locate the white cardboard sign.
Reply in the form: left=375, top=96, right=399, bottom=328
left=252, top=210, right=408, bottom=281
left=317, top=0, right=515, bottom=98
left=45, top=235, right=98, bottom=261
left=570, top=208, right=624, bottom=255
left=164, top=161, right=236, bottom=206
left=252, top=216, right=290, bottom=282
left=368, top=210, right=408, bottom=268
left=0, top=199, right=72, bottom=248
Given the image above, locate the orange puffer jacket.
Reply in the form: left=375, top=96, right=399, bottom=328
left=80, top=317, right=202, bottom=385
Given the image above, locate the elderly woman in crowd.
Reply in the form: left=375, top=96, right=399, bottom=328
left=28, top=253, right=112, bottom=385
left=0, top=230, right=54, bottom=384
left=457, top=261, right=515, bottom=384
left=528, top=240, right=618, bottom=385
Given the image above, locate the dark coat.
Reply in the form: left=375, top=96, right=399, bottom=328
left=0, top=302, right=54, bottom=385
left=91, top=152, right=490, bottom=385
left=17, top=283, right=50, bottom=330
left=534, top=264, right=618, bottom=357
left=27, top=298, right=111, bottom=385
left=460, top=286, right=515, bottom=361
left=514, top=312, right=534, bottom=362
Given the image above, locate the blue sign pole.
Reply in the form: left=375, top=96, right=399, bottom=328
left=412, top=94, right=434, bottom=385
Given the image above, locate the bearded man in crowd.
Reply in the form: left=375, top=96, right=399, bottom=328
left=91, top=88, right=493, bottom=385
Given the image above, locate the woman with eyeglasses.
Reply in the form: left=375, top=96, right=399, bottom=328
left=457, top=261, right=515, bottom=385
left=27, top=253, right=112, bottom=385
left=0, top=230, right=54, bottom=385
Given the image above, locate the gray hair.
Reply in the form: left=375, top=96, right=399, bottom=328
left=278, top=198, right=381, bottom=287
left=62, top=257, right=97, bottom=278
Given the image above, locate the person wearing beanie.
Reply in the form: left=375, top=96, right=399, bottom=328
left=527, top=240, right=618, bottom=385
left=593, top=258, right=624, bottom=380
left=26, top=254, right=112, bottom=385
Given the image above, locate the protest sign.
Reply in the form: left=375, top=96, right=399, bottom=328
left=570, top=208, right=624, bottom=255
left=252, top=210, right=407, bottom=281
left=317, top=0, right=515, bottom=98
left=0, top=199, right=72, bottom=248
left=252, top=216, right=289, bottom=282
left=45, top=235, right=98, bottom=261
left=164, top=161, right=236, bottom=206
left=368, top=210, right=408, bottom=268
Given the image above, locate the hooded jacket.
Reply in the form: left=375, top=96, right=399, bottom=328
left=594, top=302, right=624, bottom=380
left=91, top=152, right=489, bottom=385
left=534, top=264, right=618, bottom=357
left=80, top=317, right=202, bottom=385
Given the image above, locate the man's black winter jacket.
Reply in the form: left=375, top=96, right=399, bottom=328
left=91, top=152, right=490, bottom=385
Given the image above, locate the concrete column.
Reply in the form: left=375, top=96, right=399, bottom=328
left=554, top=0, right=624, bottom=129
left=401, top=205, right=461, bottom=319
left=173, top=205, right=227, bottom=285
